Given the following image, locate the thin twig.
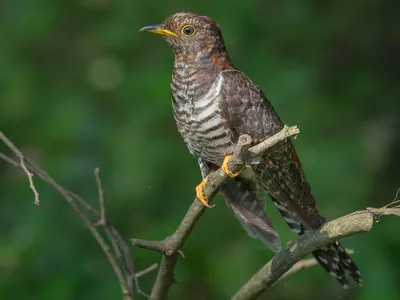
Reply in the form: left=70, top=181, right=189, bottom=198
left=109, top=227, right=137, bottom=298
left=135, top=263, right=158, bottom=279
left=0, top=152, right=19, bottom=167
left=1, top=151, right=97, bottom=214
left=384, top=188, right=400, bottom=208
left=24, top=155, right=102, bottom=216
left=20, top=153, right=102, bottom=217
left=0, top=131, right=40, bottom=205
left=133, top=263, right=159, bottom=299
left=55, top=182, right=130, bottom=298
left=19, top=155, right=40, bottom=205
left=94, top=168, right=106, bottom=226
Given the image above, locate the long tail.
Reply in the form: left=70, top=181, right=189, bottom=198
left=313, top=241, right=363, bottom=288
left=250, top=136, right=363, bottom=287
left=271, top=194, right=363, bottom=287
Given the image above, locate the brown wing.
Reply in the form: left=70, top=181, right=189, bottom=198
left=219, top=69, right=321, bottom=229
left=218, top=70, right=283, bottom=144
left=220, top=170, right=281, bottom=253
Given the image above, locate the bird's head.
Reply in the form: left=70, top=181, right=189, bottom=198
left=140, top=12, right=228, bottom=60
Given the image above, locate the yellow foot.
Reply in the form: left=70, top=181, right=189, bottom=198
left=195, top=178, right=215, bottom=208
left=222, top=155, right=244, bottom=178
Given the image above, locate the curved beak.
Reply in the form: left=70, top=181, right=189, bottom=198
left=139, top=24, right=178, bottom=38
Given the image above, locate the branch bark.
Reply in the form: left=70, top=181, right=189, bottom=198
left=231, top=208, right=400, bottom=299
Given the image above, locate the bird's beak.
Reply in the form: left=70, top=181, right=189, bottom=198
left=139, top=24, right=178, bottom=38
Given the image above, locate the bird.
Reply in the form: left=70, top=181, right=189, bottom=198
left=140, top=12, right=362, bottom=287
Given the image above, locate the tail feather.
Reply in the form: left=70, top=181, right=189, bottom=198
left=313, top=246, right=350, bottom=287
left=270, top=194, right=363, bottom=287
left=333, top=241, right=363, bottom=285
left=249, top=137, right=363, bottom=288
left=219, top=171, right=282, bottom=253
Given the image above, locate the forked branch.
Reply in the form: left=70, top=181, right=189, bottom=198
left=0, top=130, right=158, bottom=299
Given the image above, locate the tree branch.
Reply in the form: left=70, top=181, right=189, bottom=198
left=150, top=254, right=179, bottom=299
left=0, top=131, right=40, bottom=205
left=280, top=257, right=318, bottom=281
left=232, top=205, right=400, bottom=300
left=0, top=130, right=160, bottom=299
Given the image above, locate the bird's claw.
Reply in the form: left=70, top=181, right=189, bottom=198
left=222, top=155, right=243, bottom=178
left=195, top=178, right=215, bottom=208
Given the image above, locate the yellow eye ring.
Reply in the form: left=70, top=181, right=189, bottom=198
left=181, top=25, right=196, bottom=37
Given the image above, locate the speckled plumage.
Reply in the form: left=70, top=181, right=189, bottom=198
left=141, top=12, right=362, bottom=287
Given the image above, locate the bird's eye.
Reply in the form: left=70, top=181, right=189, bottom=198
left=181, top=25, right=196, bottom=37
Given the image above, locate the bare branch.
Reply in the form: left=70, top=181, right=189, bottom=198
left=249, top=125, right=299, bottom=155
left=94, top=168, right=106, bottom=226
left=0, top=151, right=102, bottom=217
left=232, top=206, right=400, bottom=300
left=280, top=258, right=318, bottom=280
left=0, top=152, right=20, bottom=167
left=0, top=131, right=40, bottom=205
left=107, top=226, right=137, bottom=298
left=150, top=254, right=179, bottom=300
left=135, top=263, right=158, bottom=279
left=130, top=239, right=167, bottom=254
left=0, top=131, right=133, bottom=299
left=19, top=155, right=40, bottom=205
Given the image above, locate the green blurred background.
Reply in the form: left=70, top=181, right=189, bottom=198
left=1, top=1, right=399, bottom=299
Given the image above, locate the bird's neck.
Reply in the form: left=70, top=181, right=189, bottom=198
left=171, top=51, right=233, bottom=108
left=172, top=50, right=234, bottom=88
left=174, top=49, right=233, bottom=71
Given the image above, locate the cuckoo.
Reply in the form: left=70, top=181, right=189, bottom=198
left=140, top=12, right=362, bottom=287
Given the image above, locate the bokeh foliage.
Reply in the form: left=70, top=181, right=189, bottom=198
left=1, top=1, right=399, bottom=299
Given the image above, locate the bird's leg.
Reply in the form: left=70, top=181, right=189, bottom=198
left=222, top=155, right=244, bottom=178
left=195, top=156, right=243, bottom=208
left=195, top=178, right=215, bottom=208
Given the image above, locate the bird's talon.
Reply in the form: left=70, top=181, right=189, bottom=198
left=195, top=178, right=215, bottom=208
left=222, top=155, right=243, bottom=178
